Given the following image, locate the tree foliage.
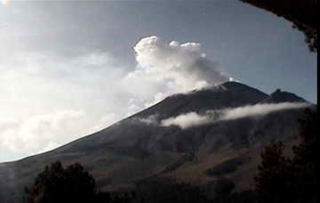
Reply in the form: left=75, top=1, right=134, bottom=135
left=255, top=109, right=317, bottom=203
left=254, top=142, right=295, bottom=202
left=25, top=161, right=98, bottom=203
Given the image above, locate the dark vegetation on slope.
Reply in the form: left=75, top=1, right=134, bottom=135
left=241, top=0, right=317, bottom=52
left=24, top=162, right=98, bottom=203
left=255, top=109, right=316, bottom=203
left=24, top=162, right=256, bottom=203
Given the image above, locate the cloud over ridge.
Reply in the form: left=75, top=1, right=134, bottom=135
left=159, top=102, right=311, bottom=129
left=161, top=112, right=212, bottom=129
left=220, top=102, right=311, bottom=121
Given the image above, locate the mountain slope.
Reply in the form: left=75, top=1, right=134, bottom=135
left=0, top=82, right=314, bottom=203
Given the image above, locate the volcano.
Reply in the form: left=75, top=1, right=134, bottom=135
left=0, top=81, right=315, bottom=203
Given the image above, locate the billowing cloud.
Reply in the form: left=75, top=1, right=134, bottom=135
left=159, top=102, right=311, bottom=129
left=124, top=36, right=230, bottom=107
left=161, top=112, right=212, bottom=129
left=0, top=110, right=91, bottom=154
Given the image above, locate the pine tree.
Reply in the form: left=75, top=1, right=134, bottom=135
left=291, top=110, right=317, bottom=202
left=254, top=142, right=295, bottom=203
left=255, top=109, right=317, bottom=203
left=25, top=161, right=97, bottom=203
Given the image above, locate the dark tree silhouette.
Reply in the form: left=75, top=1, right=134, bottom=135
left=290, top=110, right=317, bottom=202
left=25, top=161, right=97, bottom=203
left=293, top=109, right=316, bottom=164
left=254, top=142, right=294, bottom=203
left=255, top=109, right=317, bottom=203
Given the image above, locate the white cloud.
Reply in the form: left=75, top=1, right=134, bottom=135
left=0, top=51, right=129, bottom=161
left=159, top=102, right=311, bottom=129
left=220, top=102, right=311, bottom=121
left=1, top=0, right=10, bottom=6
left=161, top=112, right=212, bottom=129
left=0, top=109, right=122, bottom=161
left=0, top=110, right=91, bottom=155
left=142, top=92, right=168, bottom=108
left=137, top=114, right=159, bottom=126
left=38, top=141, right=60, bottom=154
left=89, top=113, right=120, bottom=133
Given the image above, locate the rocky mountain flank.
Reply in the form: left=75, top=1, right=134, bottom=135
left=0, top=82, right=314, bottom=203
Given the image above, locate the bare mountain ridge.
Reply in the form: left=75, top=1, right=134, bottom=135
left=0, top=81, right=314, bottom=203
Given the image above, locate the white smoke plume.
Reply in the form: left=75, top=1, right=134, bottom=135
left=124, top=36, right=230, bottom=107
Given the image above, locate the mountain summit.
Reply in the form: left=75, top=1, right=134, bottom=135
left=0, top=82, right=314, bottom=203
left=261, top=88, right=307, bottom=103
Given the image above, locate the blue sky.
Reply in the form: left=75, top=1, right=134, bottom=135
left=0, top=0, right=317, bottom=162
